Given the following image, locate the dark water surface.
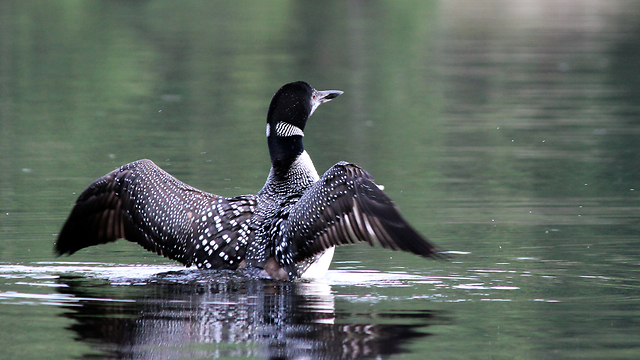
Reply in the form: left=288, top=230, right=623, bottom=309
left=1, top=1, right=639, bottom=359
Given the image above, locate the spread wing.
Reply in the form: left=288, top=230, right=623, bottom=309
left=277, top=162, right=440, bottom=277
left=55, top=159, right=257, bottom=269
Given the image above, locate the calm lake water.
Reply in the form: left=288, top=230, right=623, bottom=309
left=1, top=1, right=639, bottom=359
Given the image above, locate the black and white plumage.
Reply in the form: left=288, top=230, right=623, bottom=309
left=56, top=81, right=441, bottom=280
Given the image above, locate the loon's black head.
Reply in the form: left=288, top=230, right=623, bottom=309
left=266, top=81, right=342, bottom=168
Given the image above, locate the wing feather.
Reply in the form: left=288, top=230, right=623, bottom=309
left=55, top=159, right=257, bottom=269
left=283, top=162, right=440, bottom=270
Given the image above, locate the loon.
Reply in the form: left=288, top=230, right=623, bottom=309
left=55, top=81, right=441, bottom=280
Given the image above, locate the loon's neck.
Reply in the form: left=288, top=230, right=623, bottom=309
left=267, top=133, right=304, bottom=169
left=259, top=150, right=320, bottom=198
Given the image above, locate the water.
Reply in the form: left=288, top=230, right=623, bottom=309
left=1, top=1, right=639, bottom=359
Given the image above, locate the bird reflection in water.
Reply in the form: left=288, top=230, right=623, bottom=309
left=57, top=271, right=444, bottom=359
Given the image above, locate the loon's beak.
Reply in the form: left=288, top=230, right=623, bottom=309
left=315, top=89, right=343, bottom=103
left=310, top=88, right=343, bottom=116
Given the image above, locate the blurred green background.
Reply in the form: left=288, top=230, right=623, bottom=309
left=1, top=0, right=637, bottom=264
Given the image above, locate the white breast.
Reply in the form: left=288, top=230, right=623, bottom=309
left=300, top=247, right=335, bottom=279
left=294, top=150, right=320, bottom=182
